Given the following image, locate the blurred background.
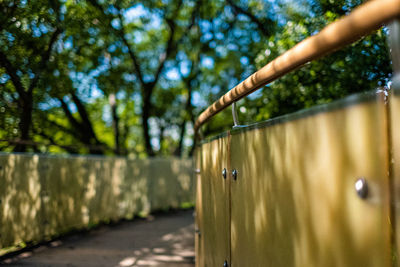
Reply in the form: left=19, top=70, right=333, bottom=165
left=0, top=0, right=392, bottom=158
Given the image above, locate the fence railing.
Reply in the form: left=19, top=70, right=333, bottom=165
left=0, top=154, right=194, bottom=249
left=195, top=90, right=398, bottom=266
left=194, top=0, right=400, bottom=134
left=195, top=0, right=400, bottom=266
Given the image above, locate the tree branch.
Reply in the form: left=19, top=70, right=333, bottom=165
left=31, top=126, right=80, bottom=154
left=70, top=92, right=99, bottom=143
left=152, top=21, right=176, bottom=87
left=88, top=0, right=146, bottom=88
left=226, top=0, right=273, bottom=36
left=117, top=12, right=146, bottom=88
left=28, top=27, right=63, bottom=94
left=37, top=112, right=80, bottom=137
left=151, top=0, right=183, bottom=86
left=0, top=0, right=18, bottom=32
left=58, top=97, right=83, bottom=131
left=0, top=51, right=26, bottom=99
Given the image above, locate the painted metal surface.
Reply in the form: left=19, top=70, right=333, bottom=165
left=231, top=97, right=390, bottom=266
left=389, top=19, right=400, bottom=263
left=196, top=92, right=392, bottom=266
left=195, top=147, right=204, bottom=267
left=391, top=90, right=400, bottom=262
left=229, top=97, right=390, bottom=266
left=0, top=155, right=193, bottom=249
left=195, top=136, right=231, bottom=267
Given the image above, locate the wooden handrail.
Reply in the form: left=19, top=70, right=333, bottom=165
left=194, top=0, right=400, bottom=135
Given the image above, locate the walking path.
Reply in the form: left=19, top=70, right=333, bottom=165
left=1, top=210, right=195, bottom=267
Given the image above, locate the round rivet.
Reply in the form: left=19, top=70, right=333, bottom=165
left=222, top=168, right=227, bottom=179
left=232, top=169, right=238, bottom=180
left=355, top=178, right=368, bottom=199
left=223, top=260, right=228, bottom=267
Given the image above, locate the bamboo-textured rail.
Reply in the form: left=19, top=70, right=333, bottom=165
left=194, top=0, right=400, bottom=134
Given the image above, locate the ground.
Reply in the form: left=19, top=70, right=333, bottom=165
left=1, top=210, right=195, bottom=267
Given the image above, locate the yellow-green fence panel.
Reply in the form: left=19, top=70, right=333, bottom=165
left=195, top=136, right=231, bottom=267
left=0, top=155, right=44, bottom=247
left=148, top=158, right=194, bottom=211
left=196, top=92, right=392, bottom=267
left=230, top=94, right=390, bottom=267
left=390, top=89, right=400, bottom=261
left=0, top=155, right=193, bottom=249
left=195, top=147, right=203, bottom=267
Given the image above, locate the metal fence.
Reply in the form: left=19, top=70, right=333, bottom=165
left=0, top=154, right=193, bottom=249
left=195, top=91, right=396, bottom=266
left=194, top=0, right=400, bottom=266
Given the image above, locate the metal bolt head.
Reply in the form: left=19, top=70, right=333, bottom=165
left=355, top=178, right=368, bottom=199
left=222, top=168, right=227, bottom=179
left=195, top=229, right=201, bottom=237
left=232, top=169, right=238, bottom=180
left=223, top=260, right=228, bottom=267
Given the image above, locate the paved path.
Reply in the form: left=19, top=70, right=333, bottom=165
left=2, top=210, right=195, bottom=267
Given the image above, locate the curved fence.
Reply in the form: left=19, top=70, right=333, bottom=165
left=196, top=91, right=395, bottom=266
left=194, top=0, right=400, bottom=266
left=0, top=154, right=194, bottom=249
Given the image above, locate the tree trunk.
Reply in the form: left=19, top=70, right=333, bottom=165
left=142, top=89, right=155, bottom=157
left=175, top=121, right=186, bottom=157
left=175, top=86, right=193, bottom=157
left=109, top=93, right=121, bottom=155
left=59, top=94, right=105, bottom=155
left=158, top=123, right=165, bottom=154
left=14, top=92, right=33, bottom=152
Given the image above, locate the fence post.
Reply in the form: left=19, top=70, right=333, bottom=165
left=389, top=20, right=400, bottom=88
left=388, top=19, right=400, bottom=266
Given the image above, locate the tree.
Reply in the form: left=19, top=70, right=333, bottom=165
left=248, top=0, right=391, bottom=122
left=0, top=0, right=63, bottom=152
left=0, top=0, right=392, bottom=156
left=200, top=0, right=391, bottom=137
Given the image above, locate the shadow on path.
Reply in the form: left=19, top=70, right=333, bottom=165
left=2, top=210, right=195, bottom=267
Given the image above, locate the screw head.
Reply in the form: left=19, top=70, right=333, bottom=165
left=195, top=229, right=201, bottom=236
left=232, top=169, right=238, bottom=180
left=222, top=168, right=227, bottom=179
left=355, top=178, right=368, bottom=199
left=223, top=260, right=228, bottom=267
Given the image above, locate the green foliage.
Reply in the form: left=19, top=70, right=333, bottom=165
left=249, top=0, right=391, bottom=121
left=0, top=0, right=393, bottom=155
left=210, top=0, right=391, bottom=135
